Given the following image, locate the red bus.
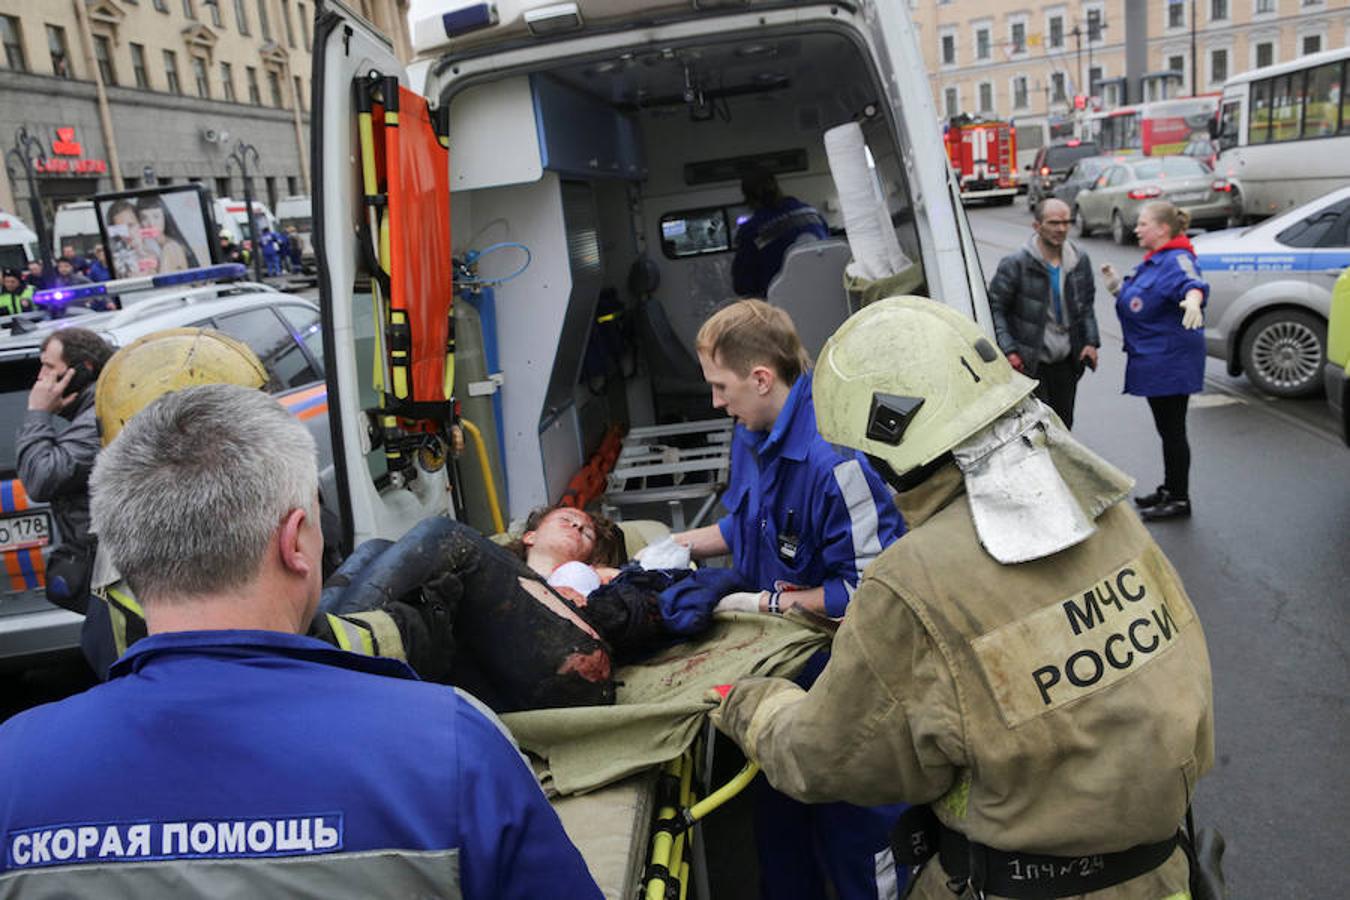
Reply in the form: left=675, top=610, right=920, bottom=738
left=1089, top=95, right=1219, bottom=158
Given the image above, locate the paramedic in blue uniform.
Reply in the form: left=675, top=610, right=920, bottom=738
left=1101, top=199, right=1209, bottom=522
left=0, top=384, right=601, bottom=899
left=731, top=166, right=829, bottom=297
left=671, top=299, right=907, bottom=900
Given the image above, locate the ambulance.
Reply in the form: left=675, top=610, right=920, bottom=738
left=314, top=0, right=996, bottom=893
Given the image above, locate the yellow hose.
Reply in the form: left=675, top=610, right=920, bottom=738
left=459, top=417, right=505, bottom=534
left=685, top=761, right=760, bottom=823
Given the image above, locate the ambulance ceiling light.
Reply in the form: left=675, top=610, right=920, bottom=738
left=524, top=3, right=583, bottom=36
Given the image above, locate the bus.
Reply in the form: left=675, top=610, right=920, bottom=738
left=1214, top=46, right=1350, bottom=222
left=1089, top=95, right=1219, bottom=158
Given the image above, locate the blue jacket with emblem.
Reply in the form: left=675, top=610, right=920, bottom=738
left=731, top=198, right=829, bottom=297
left=660, top=377, right=904, bottom=635
left=1115, top=244, right=1209, bottom=397
left=0, top=630, right=601, bottom=899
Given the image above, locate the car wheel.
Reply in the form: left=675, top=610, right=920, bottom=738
left=1111, top=211, right=1130, bottom=245
left=1076, top=206, right=1092, bottom=237
left=1239, top=309, right=1327, bottom=398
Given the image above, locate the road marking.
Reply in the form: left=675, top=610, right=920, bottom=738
left=1190, top=393, right=1244, bottom=409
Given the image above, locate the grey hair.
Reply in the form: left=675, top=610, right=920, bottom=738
left=90, top=383, right=318, bottom=604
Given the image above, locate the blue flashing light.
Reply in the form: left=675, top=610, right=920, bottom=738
left=443, top=3, right=497, bottom=38
left=32, top=283, right=108, bottom=308
left=150, top=263, right=247, bottom=288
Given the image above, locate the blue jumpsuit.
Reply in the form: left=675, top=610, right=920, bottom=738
left=1116, top=246, right=1209, bottom=397
left=0, top=630, right=601, bottom=898
left=732, top=198, right=829, bottom=297
left=721, top=376, right=909, bottom=900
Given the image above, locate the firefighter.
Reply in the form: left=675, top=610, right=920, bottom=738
left=85, top=329, right=453, bottom=681
left=711, top=297, right=1215, bottom=899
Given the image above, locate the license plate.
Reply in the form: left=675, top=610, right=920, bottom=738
left=0, top=512, right=51, bottom=553
left=1172, top=191, right=1207, bottom=202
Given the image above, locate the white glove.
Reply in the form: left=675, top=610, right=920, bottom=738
left=1100, top=263, right=1122, bottom=297
left=635, top=536, right=692, bottom=570
left=714, top=591, right=765, bottom=614
left=1180, top=293, right=1204, bottom=330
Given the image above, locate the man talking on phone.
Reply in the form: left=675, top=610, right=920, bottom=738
left=16, top=327, right=112, bottom=666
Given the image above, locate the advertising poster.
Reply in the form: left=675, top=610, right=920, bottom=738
left=96, top=185, right=216, bottom=280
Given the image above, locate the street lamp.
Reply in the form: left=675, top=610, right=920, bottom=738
left=5, top=127, right=53, bottom=280
left=225, top=140, right=264, bottom=282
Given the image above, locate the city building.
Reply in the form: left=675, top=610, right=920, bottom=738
left=0, top=0, right=409, bottom=240
left=911, top=0, right=1349, bottom=123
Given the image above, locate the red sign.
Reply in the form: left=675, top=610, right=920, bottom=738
left=35, top=158, right=107, bottom=175
left=51, top=127, right=83, bottom=157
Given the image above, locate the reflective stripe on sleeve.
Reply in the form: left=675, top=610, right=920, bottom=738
left=832, top=459, right=883, bottom=587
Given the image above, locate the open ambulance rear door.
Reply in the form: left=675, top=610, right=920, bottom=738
left=313, top=1, right=457, bottom=551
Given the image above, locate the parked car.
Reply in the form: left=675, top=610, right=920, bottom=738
left=1026, top=139, right=1099, bottom=206
left=1075, top=155, right=1235, bottom=244
left=1053, top=155, right=1122, bottom=212
left=0, top=272, right=329, bottom=664
left=1327, top=268, right=1350, bottom=445
left=1192, top=185, right=1350, bottom=398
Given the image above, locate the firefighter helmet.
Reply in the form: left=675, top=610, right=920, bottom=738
left=813, top=296, right=1036, bottom=474
left=96, top=328, right=269, bottom=445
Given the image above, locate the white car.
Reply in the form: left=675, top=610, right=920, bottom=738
left=0, top=269, right=329, bottom=664
left=1192, top=185, right=1350, bottom=398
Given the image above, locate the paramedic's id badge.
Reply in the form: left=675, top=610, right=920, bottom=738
left=777, top=532, right=800, bottom=562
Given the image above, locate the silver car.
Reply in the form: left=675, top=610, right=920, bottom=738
left=1075, top=156, right=1235, bottom=245
left=1192, top=185, right=1350, bottom=398
left=0, top=280, right=329, bottom=664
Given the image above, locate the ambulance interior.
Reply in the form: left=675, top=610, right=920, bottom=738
left=418, top=26, right=929, bottom=531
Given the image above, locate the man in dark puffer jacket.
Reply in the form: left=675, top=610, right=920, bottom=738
left=987, top=198, right=1101, bottom=429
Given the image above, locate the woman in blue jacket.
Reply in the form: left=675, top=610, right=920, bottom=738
left=1102, top=200, right=1208, bottom=520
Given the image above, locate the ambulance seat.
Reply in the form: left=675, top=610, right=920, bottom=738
left=765, top=238, right=854, bottom=360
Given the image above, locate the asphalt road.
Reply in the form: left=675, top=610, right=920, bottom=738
left=967, top=198, right=1349, bottom=899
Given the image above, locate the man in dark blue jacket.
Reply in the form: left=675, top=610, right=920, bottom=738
left=0, top=384, right=600, bottom=899
left=987, top=198, right=1100, bottom=429
left=732, top=166, right=829, bottom=297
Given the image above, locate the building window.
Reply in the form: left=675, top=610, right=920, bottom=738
left=1211, top=48, right=1229, bottom=84
left=287, top=175, right=299, bottom=195
left=46, top=25, right=72, bottom=78
left=1210, top=0, right=1229, bottom=19
left=1255, top=41, right=1274, bottom=68
left=220, top=61, right=235, bottom=101
left=192, top=55, right=210, bottom=98
left=1048, top=15, right=1064, bottom=49
left=208, top=0, right=223, bottom=26
left=163, top=49, right=181, bottom=93
left=941, top=33, right=956, bottom=66
left=0, top=15, right=26, bottom=72
left=293, top=74, right=306, bottom=112
left=267, top=68, right=283, bottom=106
left=1086, top=8, right=1103, bottom=42
left=215, top=177, right=230, bottom=199
left=1301, top=34, right=1322, bottom=55
left=246, top=65, right=261, bottom=104
left=298, top=2, right=310, bottom=49
left=1010, top=22, right=1026, bottom=55
left=281, top=0, right=296, bottom=48
left=975, top=27, right=990, bottom=61
left=1168, top=54, right=1185, bottom=73
left=129, top=42, right=148, bottom=88
left=944, top=87, right=959, bottom=118
left=1089, top=65, right=1103, bottom=93
left=257, top=0, right=272, bottom=40
left=1051, top=71, right=1067, bottom=102
left=183, top=0, right=196, bottom=19
left=93, top=34, right=117, bottom=85
left=1012, top=75, right=1028, bottom=109
left=235, top=0, right=250, bottom=35
left=1168, top=0, right=1185, bottom=28
left=153, top=0, right=168, bottom=11
left=1254, top=0, right=1274, bottom=13
left=978, top=81, right=993, bottom=112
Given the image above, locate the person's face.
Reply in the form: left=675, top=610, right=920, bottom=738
left=27, top=261, right=41, bottom=275
left=1134, top=210, right=1172, bottom=251
left=61, top=246, right=76, bottom=260
left=139, top=206, right=166, bottom=237
left=38, top=339, right=69, bottom=381
left=698, top=350, right=777, bottom=432
left=524, top=508, right=597, bottom=563
left=93, top=246, right=105, bottom=261
left=1033, top=201, right=1072, bottom=251
left=56, top=260, right=73, bottom=276
left=2, top=275, right=19, bottom=293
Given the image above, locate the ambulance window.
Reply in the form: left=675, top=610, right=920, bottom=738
left=660, top=207, right=733, bottom=259
left=209, top=306, right=320, bottom=390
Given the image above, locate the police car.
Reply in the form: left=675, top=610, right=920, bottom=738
left=1193, top=185, right=1350, bottom=398
left=0, top=265, right=329, bottom=664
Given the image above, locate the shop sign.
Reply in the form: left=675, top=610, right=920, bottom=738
left=35, top=126, right=108, bottom=176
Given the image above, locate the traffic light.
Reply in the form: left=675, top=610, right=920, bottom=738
left=1073, top=95, right=1087, bottom=110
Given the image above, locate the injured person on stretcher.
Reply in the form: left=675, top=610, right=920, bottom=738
left=318, top=505, right=693, bottom=713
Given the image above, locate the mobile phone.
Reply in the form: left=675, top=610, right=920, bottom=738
left=62, top=365, right=94, bottom=398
